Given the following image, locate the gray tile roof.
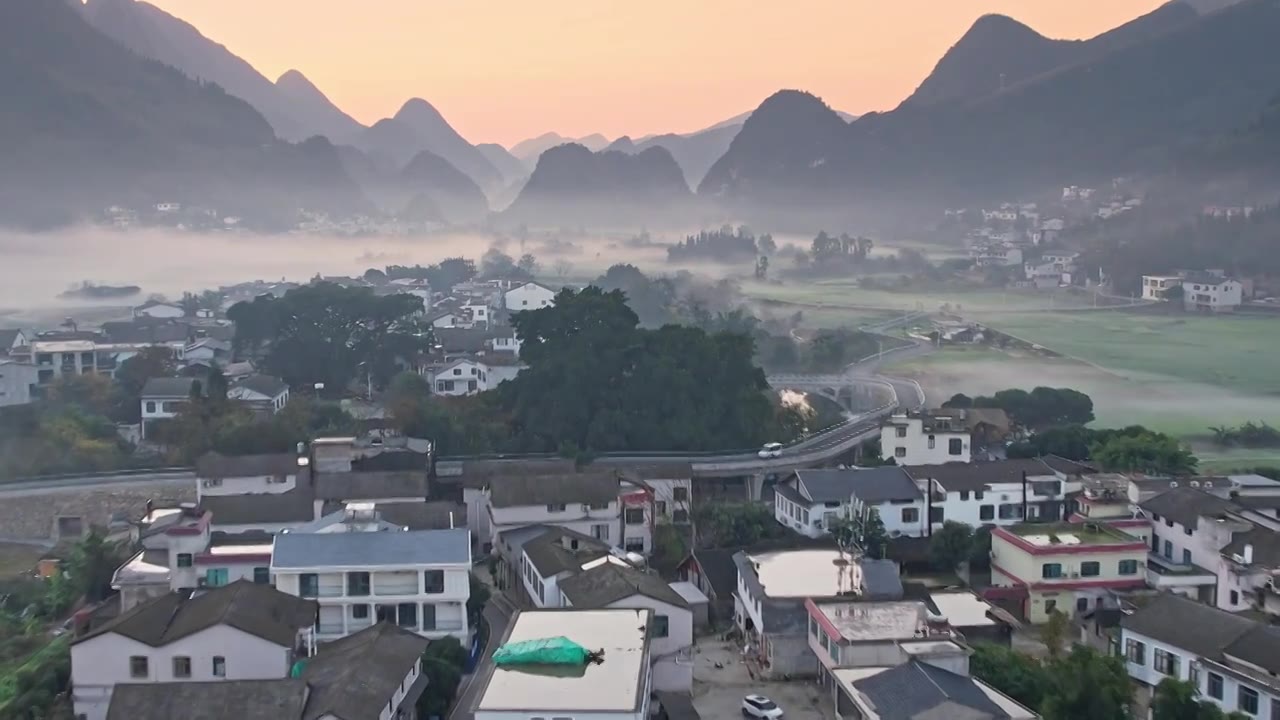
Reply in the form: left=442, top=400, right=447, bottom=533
left=685, top=548, right=739, bottom=598
left=793, top=467, right=922, bottom=504
left=203, top=491, right=318, bottom=525
left=232, top=373, right=289, bottom=398
left=1222, top=526, right=1280, bottom=567
left=0, top=329, right=23, bottom=349
left=522, top=527, right=611, bottom=577
left=487, top=472, right=619, bottom=508
left=1140, top=487, right=1241, bottom=529
left=314, top=470, right=429, bottom=501
left=904, top=459, right=1058, bottom=491
left=559, top=561, right=689, bottom=609
left=196, top=452, right=305, bottom=480
left=1121, top=592, right=1256, bottom=660
left=374, top=501, right=467, bottom=531
left=852, top=660, right=1012, bottom=720
left=299, top=622, right=429, bottom=720
left=1221, top=624, right=1280, bottom=674
left=76, top=581, right=317, bottom=648
left=861, top=559, right=905, bottom=600
left=102, top=320, right=192, bottom=345
left=141, top=376, right=200, bottom=398
left=271, top=528, right=471, bottom=569
left=106, top=680, right=310, bottom=720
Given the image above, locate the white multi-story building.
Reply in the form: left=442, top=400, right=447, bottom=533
left=270, top=528, right=471, bottom=642
left=476, top=471, right=623, bottom=551
left=140, top=377, right=199, bottom=439
left=881, top=411, right=971, bottom=465
left=902, top=457, right=1092, bottom=533
left=472, top=609, right=653, bottom=720
left=1121, top=592, right=1280, bottom=720
left=1141, top=273, right=1244, bottom=311
left=133, top=300, right=185, bottom=319
left=773, top=467, right=928, bottom=539
left=70, top=581, right=317, bottom=720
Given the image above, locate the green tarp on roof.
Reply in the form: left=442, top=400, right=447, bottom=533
left=492, top=636, right=590, bottom=666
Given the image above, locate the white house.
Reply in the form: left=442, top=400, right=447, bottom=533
left=503, top=281, right=557, bottom=311
left=518, top=526, right=614, bottom=608
left=481, top=472, right=622, bottom=551
left=1142, top=273, right=1244, bottom=311
left=133, top=300, right=185, bottom=320
left=881, top=410, right=971, bottom=465
left=270, top=528, right=471, bottom=642
left=227, top=374, right=290, bottom=414
left=902, top=458, right=1090, bottom=532
left=101, top=622, right=429, bottom=720
left=140, top=377, right=199, bottom=439
left=559, top=558, right=695, bottom=692
left=472, top=608, right=653, bottom=720
left=774, top=467, right=928, bottom=539
left=195, top=452, right=305, bottom=500
left=0, top=360, right=39, bottom=407
left=422, top=356, right=525, bottom=396
left=181, top=338, right=230, bottom=369
left=70, top=581, right=317, bottom=720
left=1121, top=592, right=1280, bottom=719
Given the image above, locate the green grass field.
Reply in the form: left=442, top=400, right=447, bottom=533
left=977, top=312, right=1280, bottom=396
left=740, top=279, right=1095, bottom=316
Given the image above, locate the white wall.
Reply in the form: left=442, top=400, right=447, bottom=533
left=880, top=419, right=970, bottom=465
left=274, top=566, right=470, bottom=641
left=934, top=483, right=1029, bottom=529
left=504, top=283, right=556, bottom=311
left=198, top=473, right=299, bottom=499
left=489, top=502, right=620, bottom=548
left=0, top=362, right=38, bottom=407
left=72, top=626, right=292, bottom=720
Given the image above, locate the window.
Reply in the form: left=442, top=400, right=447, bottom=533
left=673, top=487, right=689, bottom=502
left=1184, top=527, right=1193, bottom=536
left=300, top=573, right=319, bottom=597
left=421, top=603, right=437, bottom=630
left=895, top=447, right=907, bottom=458
left=949, top=438, right=963, bottom=455
left=1166, top=518, right=1174, bottom=527
left=453, top=368, right=462, bottom=375
left=928, top=435, right=936, bottom=450
left=929, top=506, right=945, bottom=524
left=1229, top=590, right=1239, bottom=606
left=656, top=501, right=668, bottom=516
left=1163, top=540, right=1173, bottom=558
left=1269, top=698, right=1279, bottom=720
left=212, top=656, right=226, bottom=678
left=1076, top=597, right=1089, bottom=613
left=998, top=504, right=1024, bottom=520
left=423, top=570, right=445, bottom=594
left=625, top=508, right=645, bottom=525
left=352, top=604, right=370, bottom=619
left=398, top=603, right=418, bottom=629
left=1182, top=549, right=1192, bottom=565
left=1080, top=561, right=1101, bottom=577
left=176, top=553, right=193, bottom=568
left=205, top=568, right=228, bottom=587
left=588, top=502, right=609, bottom=510
left=1042, top=563, right=1063, bottom=579
left=896, top=426, right=907, bottom=438
left=625, top=537, right=646, bottom=553
left=145, top=401, right=156, bottom=413
left=979, top=505, right=995, bottom=521
left=1238, top=687, right=1258, bottom=715
left=672, top=509, right=689, bottom=523
left=901, top=507, right=919, bottom=523
left=546, top=503, right=567, bottom=512
left=348, top=571, right=370, bottom=596
left=1125, top=639, right=1146, bottom=665
left=1153, top=649, right=1180, bottom=676
left=1118, top=559, right=1139, bottom=575
left=651, top=615, right=670, bottom=638
left=129, top=656, right=148, bottom=678
left=1045, top=599, right=1058, bottom=614
left=1207, top=673, right=1224, bottom=699
left=591, top=524, right=610, bottom=540
left=974, top=491, right=985, bottom=501
left=959, top=491, right=970, bottom=501
left=172, top=656, right=191, bottom=678
left=253, top=567, right=270, bottom=585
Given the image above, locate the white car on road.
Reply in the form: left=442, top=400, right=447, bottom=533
left=742, top=694, right=784, bottom=719
left=757, top=442, right=783, bottom=459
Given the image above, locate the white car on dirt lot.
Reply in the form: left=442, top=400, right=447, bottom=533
left=741, top=694, right=784, bottom=719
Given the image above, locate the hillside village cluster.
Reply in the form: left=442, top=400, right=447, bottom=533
left=1, top=275, right=1279, bottom=720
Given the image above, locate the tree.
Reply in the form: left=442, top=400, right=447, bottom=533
left=517, top=253, right=539, bottom=276
left=694, top=503, right=784, bottom=548
left=1152, top=678, right=1251, bottom=720
left=362, top=268, right=388, bottom=285
left=1041, top=609, right=1068, bottom=659
left=1040, top=646, right=1131, bottom=720
left=929, top=521, right=974, bottom=572
left=416, top=637, right=468, bottom=718
left=968, top=525, right=992, bottom=570
left=970, top=644, right=1051, bottom=711
left=467, top=574, right=491, bottom=625
left=552, top=259, right=574, bottom=278
left=942, top=393, right=973, bottom=409
left=1092, top=431, right=1198, bottom=475
left=831, top=508, right=889, bottom=559
left=480, top=248, right=519, bottom=278
left=757, top=234, right=777, bottom=255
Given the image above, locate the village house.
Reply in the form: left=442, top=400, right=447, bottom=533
left=773, top=467, right=928, bottom=539
left=70, top=581, right=317, bottom=720
left=0, top=359, right=39, bottom=407
left=1142, top=272, right=1244, bottom=311
left=421, top=355, right=525, bottom=396
left=270, top=527, right=471, bottom=642
left=0, top=328, right=28, bottom=355
left=903, top=457, right=1094, bottom=531
left=472, top=608, right=654, bottom=720
left=132, top=300, right=185, bottom=320
left=1121, top=592, right=1280, bottom=720
left=988, top=521, right=1149, bottom=623
left=880, top=410, right=972, bottom=465
left=467, top=470, right=622, bottom=555
left=226, top=374, right=290, bottom=415
left=102, top=622, right=429, bottom=720
left=140, top=377, right=200, bottom=439
left=503, top=281, right=557, bottom=311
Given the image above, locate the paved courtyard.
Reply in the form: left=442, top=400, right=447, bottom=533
left=691, top=641, right=834, bottom=720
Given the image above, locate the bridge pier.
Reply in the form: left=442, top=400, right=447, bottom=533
left=747, top=473, right=767, bottom=502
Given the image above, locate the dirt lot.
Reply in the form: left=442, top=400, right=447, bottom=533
left=690, top=640, right=833, bottom=720
left=0, top=542, right=46, bottom=578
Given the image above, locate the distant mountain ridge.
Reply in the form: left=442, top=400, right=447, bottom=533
left=358, top=98, right=503, bottom=195
left=80, top=0, right=364, bottom=143
left=0, top=0, right=366, bottom=227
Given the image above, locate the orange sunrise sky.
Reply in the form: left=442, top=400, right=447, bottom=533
left=145, top=0, right=1167, bottom=147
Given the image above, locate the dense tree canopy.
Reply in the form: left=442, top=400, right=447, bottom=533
left=943, top=387, right=1094, bottom=429
left=972, top=643, right=1131, bottom=720
left=227, top=282, right=431, bottom=394
left=500, top=286, right=798, bottom=453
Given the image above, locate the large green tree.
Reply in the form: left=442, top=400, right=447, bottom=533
left=1040, top=646, right=1132, bottom=720
left=1153, top=678, right=1250, bottom=720
left=502, top=287, right=795, bottom=453
left=929, top=521, right=975, bottom=572
left=1092, top=430, right=1198, bottom=475
left=970, top=644, right=1051, bottom=710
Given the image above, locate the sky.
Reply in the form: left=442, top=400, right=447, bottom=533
left=146, top=0, right=1167, bottom=148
